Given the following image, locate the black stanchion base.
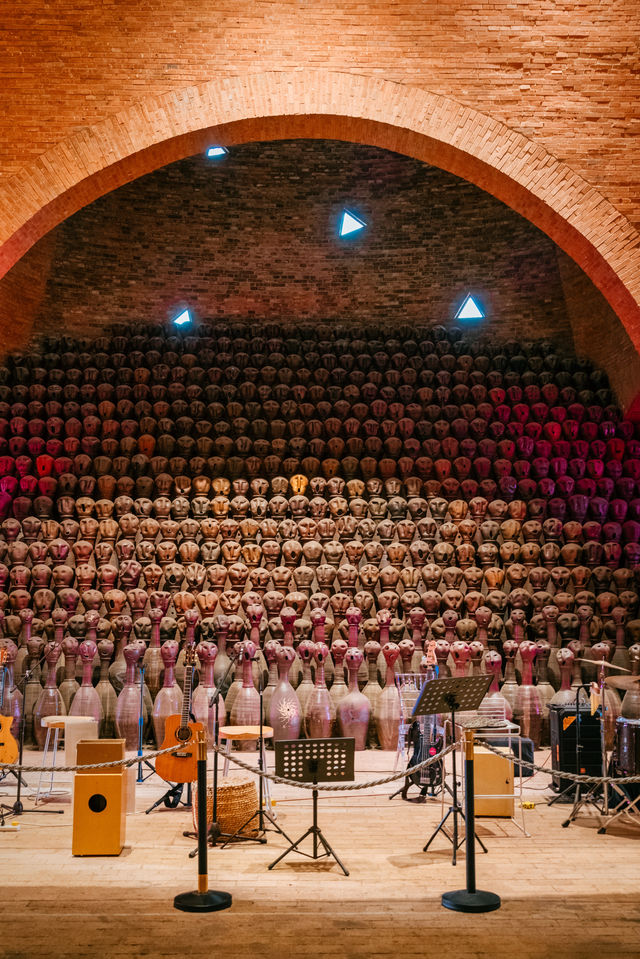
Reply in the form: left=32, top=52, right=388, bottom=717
left=441, top=889, right=501, bottom=913
left=173, top=890, right=232, bottom=913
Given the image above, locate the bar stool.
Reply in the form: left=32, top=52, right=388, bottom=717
left=219, top=725, right=275, bottom=814
left=35, top=716, right=99, bottom=804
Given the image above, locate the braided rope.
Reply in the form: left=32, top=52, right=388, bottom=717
left=209, top=741, right=458, bottom=791
left=0, top=740, right=456, bottom=790
left=0, top=741, right=186, bottom=774
left=477, top=739, right=640, bottom=786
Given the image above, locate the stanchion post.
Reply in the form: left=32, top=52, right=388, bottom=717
left=174, top=731, right=233, bottom=913
left=441, top=728, right=501, bottom=914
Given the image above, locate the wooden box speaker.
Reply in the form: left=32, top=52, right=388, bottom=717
left=473, top=746, right=514, bottom=818
left=72, top=739, right=126, bottom=856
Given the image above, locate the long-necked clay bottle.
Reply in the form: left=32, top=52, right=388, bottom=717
left=611, top=607, right=631, bottom=673
left=280, top=607, right=303, bottom=688
left=295, top=638, right=316, bottom=724
left=115, top=643, right=147, bottom=750
left=69, top=639, right=103, bottom=724
left=550, top=647, right=581, bottom=708
left=375, top=642, right=401, bottom=750
left=346, top=605, right=367, bottom=688
left=482, top=649, right=513, bottom=721
left=513, top=641, right=542, bottom=747
left=246, top=603, right=268, bottom=691
left=262, top=639, right=281, bottom=724
left=535, top=640, right=555, bottom=745
left=305, top=641, right=335, bottom=738
left=542, top=605, right=561, bottom=688
left=230, top=640, right=261, bottom=747
left=33, top=641, right=66, bottom=748
left=500, top=640, right=520, bottom=716
left=269, top=645, right=302, bottom=742
left=152, top=639, right=181, bottom=747
left=212, top=614, right=232, bottom=695
left=109, top=614, right=133, bottom=693
left=329, top=638, right=348, bottom=713
left=15, top=608, right=34, bottom=687
left=59, top=635, right=79, bottom=713
left=363, top=639, right=382, bottom=748
left=192, top=640, right=222, bottom=748
left=143, top=607, right=164, bottom=699
left=591, top=641, right=621, bottom=750
left=337, top=647, right=370, bottom=750
left=224, top=642, right=243, bottom=718
left=96, top=638, right=117, bottom=737
left=23, top=635, right=44, bottom=747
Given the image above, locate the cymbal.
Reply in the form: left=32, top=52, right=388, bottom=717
left=604, top=675, right=640, bottom=691
left=576, top=658, right=630, bottom=672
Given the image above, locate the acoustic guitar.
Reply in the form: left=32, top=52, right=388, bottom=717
left=0, top=649, right=19, bottom=766
left=155, top=643, right=203, bottom=783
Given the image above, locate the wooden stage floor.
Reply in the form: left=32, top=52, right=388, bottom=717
left=1, top=747, right=639, bottom=959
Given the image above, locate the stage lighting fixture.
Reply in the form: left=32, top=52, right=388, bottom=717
left=206, top=146, right=228, bottom=159
left=172, top=309, right=192, bottom=327
left=455, top=294, right=485, bottom=321
left=339, top=210, right=366, bottom=237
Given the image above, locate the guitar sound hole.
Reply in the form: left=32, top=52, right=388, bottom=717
left=176, top=727, right=191, bottom=742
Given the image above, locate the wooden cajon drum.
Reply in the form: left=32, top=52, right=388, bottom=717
left=72, top=739, right=126, bottom=856
left=473, top=745, right=514, bottom=818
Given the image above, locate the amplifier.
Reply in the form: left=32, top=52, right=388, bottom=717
left=549, top=704, right=602, bottom=795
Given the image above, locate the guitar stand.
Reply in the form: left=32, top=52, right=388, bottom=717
left=146, top=781, right=192, bottom=814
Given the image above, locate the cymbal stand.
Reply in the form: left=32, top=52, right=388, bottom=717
left=556, top=684, right=605, bottom=826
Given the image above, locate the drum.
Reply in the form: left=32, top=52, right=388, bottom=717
left=192, top=775, right=259, bottom=838
left=613, top=717, right=640, bottom=799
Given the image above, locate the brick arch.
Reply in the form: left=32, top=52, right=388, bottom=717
left=2, top=70, right=640, bottom=354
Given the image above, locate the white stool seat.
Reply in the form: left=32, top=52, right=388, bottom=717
left=36, top=716, right=98, bottom=804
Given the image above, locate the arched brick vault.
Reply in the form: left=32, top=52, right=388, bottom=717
left=2, top=71, right=640, bottom=402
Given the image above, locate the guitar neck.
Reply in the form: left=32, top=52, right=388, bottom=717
left=180, top=658, right=193, bottom=728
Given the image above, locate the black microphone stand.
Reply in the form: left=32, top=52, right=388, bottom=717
left=187, top=651, right=238, bottom=853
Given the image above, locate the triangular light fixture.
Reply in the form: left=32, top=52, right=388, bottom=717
left=455, top=294, right=485, bottom=320
left=339, top=210, right=367, bottom=237
left=173, top=309, right=192, bottom=327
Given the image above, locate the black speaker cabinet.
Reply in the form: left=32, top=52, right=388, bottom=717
left=549, top=704, right=602, bottom=795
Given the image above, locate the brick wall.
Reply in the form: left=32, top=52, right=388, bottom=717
left=30, top=141, right=572, bottom=345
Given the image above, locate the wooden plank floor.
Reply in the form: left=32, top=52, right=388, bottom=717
left=1, top=748, right=639, bottom=959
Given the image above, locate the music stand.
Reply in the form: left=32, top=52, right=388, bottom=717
left=415, top=675, right=492, bottom=865
left=267, top=738, right=354, bottom=876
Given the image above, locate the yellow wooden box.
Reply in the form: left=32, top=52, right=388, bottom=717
left=72, top=739, right=126, bottom=856
left=473, top=745, right=514, bottom=818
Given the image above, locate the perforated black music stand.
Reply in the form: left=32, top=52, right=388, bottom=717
left=414, top=675, right=492, bottom=865
left=267, top=738, right=354, bottom=876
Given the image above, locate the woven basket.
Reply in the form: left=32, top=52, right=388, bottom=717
left=192, top=776, right=259, bottom=839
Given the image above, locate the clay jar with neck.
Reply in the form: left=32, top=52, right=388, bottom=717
left=262, top=639, right=281, bottom=724
left=152, top=639, right=181, bottom=747
left=33, top=641, right=66, bottom=748
left=69, top=638, right=103, bottom=725
left=295, top=638, right=316, bottom=724
left=192, top=640, right=222, bottom=748
left=534, top=640, right=555, bottom=746
left=1, top=640, right=22, bottom=738
left=500, top=640, right=520, bottom=716
left=304, top=642, right=335, bottom=739
left=115, top=642, right=147, bottom=750
left=591, top=641, right=621, bottom=750
left=22, top=635, right=44, bottom=747
left=621, top=645, right=640, bottom=719
left=337, top=647, right=370, bottom=750
left=550, top=648, right=580, bottom=708
left=362, top=639, right=382, bottom=748
left=269, top=645, right=302, bottom=742
left=230, top=640, right=261, bottom=747
left=96, top=638, right=117, bottom=737
left=375, top=642, right=401, bottom=751
left=329, top=638, right=349, bottom=712
left=280, top=606, right=303, bottom=688
left=59, top=634, right=79, bottom=712
left=143, top=607, right=164, bottom=699
left=513, top=641, right=543, bottom=747
left=482, top=650, right=513, bottom=721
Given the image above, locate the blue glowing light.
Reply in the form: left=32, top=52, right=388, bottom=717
left=339, top=210, right=367, bottom=237
left=173, top=309, right=192, bottom=327
left=206, top=146, right=228, bottom=159
left=455, top=294, right=485, bottom=321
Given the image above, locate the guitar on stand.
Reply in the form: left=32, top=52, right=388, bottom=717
left=148, top=637, right=204, bottom=813
left=0, top=649, right=19, bottom=766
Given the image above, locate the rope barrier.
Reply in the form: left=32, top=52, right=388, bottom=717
left=477, top=739, right=640, bottom=786
left=0, top=741, right=186, bottom=774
